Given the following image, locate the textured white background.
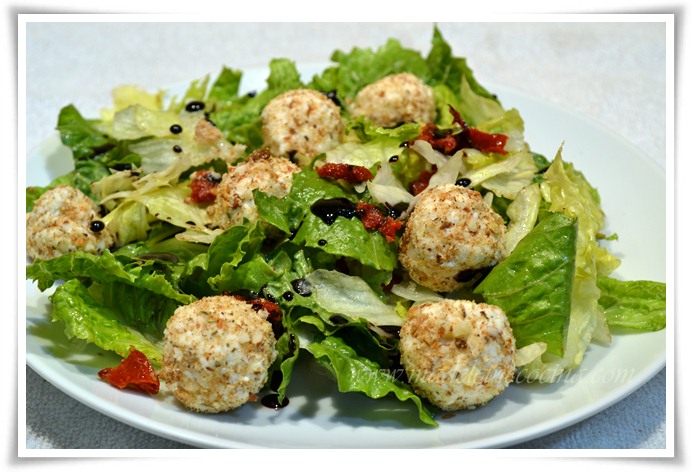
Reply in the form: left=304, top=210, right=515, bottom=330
left=22, top=19, right=669, bottom=451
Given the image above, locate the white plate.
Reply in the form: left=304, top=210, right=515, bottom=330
left=24, top=71, right=666, bottom=448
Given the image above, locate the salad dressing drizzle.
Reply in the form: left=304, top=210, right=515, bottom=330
left=310, top=198, right=357, bottom=225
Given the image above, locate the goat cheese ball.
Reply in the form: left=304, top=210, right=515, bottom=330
left=261, top=88, right=344, bottom=167
left=207, top=148, right=301, bottom=230
left=26, top=185, right=114, bottom=260
left=160, top=295, right=278, bottom=413
left=398, top=184, right=507, bottom=292
left=399, top=299, right=516, bottom=411
left=349, top=72, right=436, bottom=127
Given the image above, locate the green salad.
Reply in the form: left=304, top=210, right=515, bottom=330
left=25, top=27, right=666, bottom=427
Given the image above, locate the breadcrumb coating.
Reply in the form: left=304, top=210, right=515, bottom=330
left=26, top=185, right=114, bottom=260
left=160, top=295, right=278, bottom=413
left=207, top=149, right=300, bottom=230
left=261, top=89, right=344, bottom=167
left=398, top=184, right=507, bottom=292
left=399, top=299, right=515, bottom=410
left=349, top=73, right=436, bottom=127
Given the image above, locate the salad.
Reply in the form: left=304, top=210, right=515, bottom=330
left=25, top=27, right=666, bottom=427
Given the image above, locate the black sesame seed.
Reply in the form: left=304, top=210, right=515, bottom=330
left=246, top=90, right=257, bottom=98
left=282, top=291, right=294, bottom=301
left=170, top=124, right=183, bottom=134
left=89, top=220, right=105, bottom=232
left=455, top=177, right=472, bottom=187
left=318, top=239, right=327, bottom=246
left=388, top=155, right=399, bottom=163
left=185, top=101, right=205, bottom=112
left=173, top=145, right=182, bottom=153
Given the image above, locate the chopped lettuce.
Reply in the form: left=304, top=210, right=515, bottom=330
left=306, top=336, right=437, bottom=426
left=26, top=249, right=195, bottom=305
left=542, top=147, right=618, bottom=345
left=504, top=183, right=542, bottom=253
left=597, top=277, right=666, bottom=332
left=49, top=279, right=164, bottom=365
left=305, top=269, right=403, bottom=327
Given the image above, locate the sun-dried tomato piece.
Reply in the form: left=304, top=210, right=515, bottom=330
left=356, top=201, right=385, bottom=230
left=378, top=216, right=404, bottom=243
left=465, top=127, right=509, bottom=155
left=98, top=347, right=160, bottom=395
left=188, top=169, right=221, bottom=203
left=417, top=123, right=458, bottom=154
left=355, top=200, right=404, bottom=242
left=317, top=163, right=373, bottom=184
left=228, top=294, right=284, bottom=339
left=413, top=106, right=508, bottom=156
left=248, top=298, right=283, bottom=325
left=409, top=166, right=437, bottom=196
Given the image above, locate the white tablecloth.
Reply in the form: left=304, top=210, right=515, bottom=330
left=22, top=19, right=668, bottom=451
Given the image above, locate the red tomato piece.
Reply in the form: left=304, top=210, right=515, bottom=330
left=98, top=347, right=160, bottom=395
left=317, top=163, right=373, bottom=184
left=188, top=170, right=220, bottom=203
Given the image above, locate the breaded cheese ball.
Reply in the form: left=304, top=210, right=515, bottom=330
left=207, top=148, right=300, bottom=230
left=399, top=299, right=515, bottom=410
left=349, top=72, right=436, bottom=128
left=398, top=184, right=507, bottom=293
left=261, top=88, right=344, bottom=167
left=26, top=185, right=114, bottom=260
left=160, top=295, right=278, bottom=413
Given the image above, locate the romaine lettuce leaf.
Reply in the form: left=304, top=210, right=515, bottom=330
left=291, top=212, right=397, bottom=272
left=26, top=105, right=142, bottom=211
left=484, top=148, right=625, bottom=382
left=49, top=279, right=163, bottom=365
left=26, top=249, right=195, bottom=305
left=426, top=26, right=498, bottom=104
left=311, top=38, right=430, bottom=100
left=255, top=169, right=398, bottom=271
left=306, top=336, right=437, bottom=426
left=542, top=148, right=618, bottom=345
left=597, top=277, right=666, bottom=331
left=475, top=211, right=577, bottom=358
left=209, top=58, right=304, bottom=148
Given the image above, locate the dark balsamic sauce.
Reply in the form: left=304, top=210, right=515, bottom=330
left=310, top=198, right=357, bottom=225
left=290, top=278, right=313, bottom=297
left=185, top=101, right=205, bottom=112
left=261, top=393, right=289, bottom=410
left=89, top=220, right=105, bottom=232
left=329, top=314, right=349, bottom=325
